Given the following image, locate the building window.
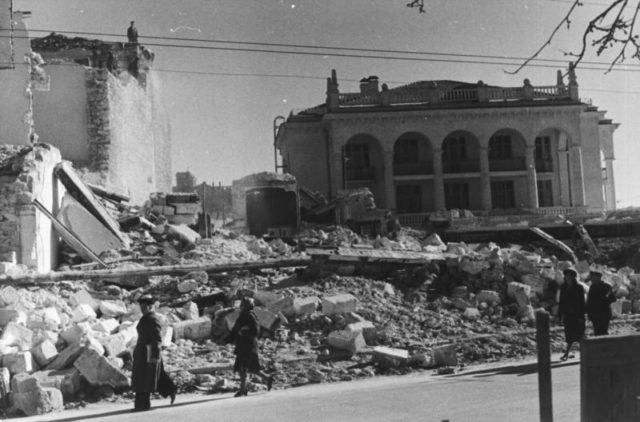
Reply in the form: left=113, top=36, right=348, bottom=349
left=535, top=136, right=552, bottom=160
left=443, top=136, right=467, bottom=161
left=344, top=143, right=370, bottom=168
left=396, top=184, right=422, bottom=213
left=491, top=180, right=515, bottom=209
left=489, top=135, right=512, bottom=160
left=444, top=182, right=470, bottom=209
left=394, top=139, right=418, bottom=164
left=537, top=180, right=553, bottom=207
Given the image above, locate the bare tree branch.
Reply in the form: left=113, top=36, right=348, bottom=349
left=407, top=0, right=426, bottom=14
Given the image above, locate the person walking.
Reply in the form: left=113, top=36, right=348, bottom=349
left=226, top=297, right=273, bottom=397
left=557, top=268, right=586, bottom=361
left=131, top=294, right=176, bottom=412
left=586, top=270, right=616, bottom=335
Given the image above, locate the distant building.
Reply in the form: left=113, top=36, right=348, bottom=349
left=275, top=69, right=619, bottom=226
left=173, top=171, right=197, bottom=192
left=194, top=182, right=232, bottom=221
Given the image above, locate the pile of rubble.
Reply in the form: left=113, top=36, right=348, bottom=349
left=2, top=221, right=640, bottom=416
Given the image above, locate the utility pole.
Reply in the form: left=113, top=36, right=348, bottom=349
left=536, top=309, right=553, bottom=422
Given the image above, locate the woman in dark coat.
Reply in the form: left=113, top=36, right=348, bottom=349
left=558, top=268, right=586, bottom=361
left=131, top=294, right=177, bottom=411
left=226, top=298, right=273, bottom=397
left=586, top=270, right=616, bottom=335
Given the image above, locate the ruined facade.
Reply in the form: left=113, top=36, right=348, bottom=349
left=0, top=1, right=172, bottom=205
left=275, top=69, right=619, bottom=227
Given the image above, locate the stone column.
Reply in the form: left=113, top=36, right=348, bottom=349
left=605, top=158, right=616, bottom=211
left=525, top=145, right=539, bottom=208
left=383, top=150, right=396, bottom=211
left=568, top=145, right=586, bottom=206
left=479, top=146, right=491, bottom=210
left=433, top=148, right=445, bottom=210
left=557, top=150, right=570, bottom=206
left=330, top=151, right=344, bottom=198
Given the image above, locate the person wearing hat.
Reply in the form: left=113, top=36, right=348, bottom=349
left=131, top=294, right=176, bottom=411
left=558, top=268, right=586, bottom=361
left=586, top=270, right=616, bottom=335
left=127, top=21, right=138, bottom=44
left=225, top=297, right=274, bottom=397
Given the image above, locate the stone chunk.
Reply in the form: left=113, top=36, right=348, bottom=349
left=173, top=317, right=212, bottom=341
left=463, top=307, right=481, bottom=321
left=476, top=290, right=501, bottom=306
left=292, top=297, right=319, bottom=316
left=91, top=318, right=119, bottom=334
left=31, top=340, right=58, bottom=367
left=0, top=308, right=24, bottom=327
left=182, top=301, right=199, bottom=320
left=345, top=321, right=377, bottom=344
left=1, top=322, right=33, bottom=351
left=32, top=368, right=82, bottom=398
left=3, top=351, right=34, bottom=374
left=507, top=282, right=532, bottom=308
left=27, top=307, right=61, bottom=331
left=327, top=330, right=366, bottom=354
left=100, top=333, right=128, bottom=357
left=11, top=384, right=63, bottom=416
left=177, top=279, right=199, bottom=293
left=0, top=286, right=20, bottom=307
left=161, top=326, right=173, bottom=348
left=254, top=307, right=281, bottom=332
left=99, top=300, right=127, bottom=318
left=322, top=294, right=357, bottom=315
left=73, top=348, right=129, bottom=389
left=372, top=346, right=409, bottom=367
left=520, top=274, right=547, bottom=296
left=60, top=322, right=92, bottom=345
left=71, top=289, right=99, bottom=312
left=73, top=304, right=97, bottom=322
left=45, top=344, right=85, bottom=371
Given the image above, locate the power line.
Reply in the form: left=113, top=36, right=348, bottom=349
left=8, top=27, right=640, bottom=70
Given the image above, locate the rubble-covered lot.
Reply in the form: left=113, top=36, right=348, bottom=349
left=1, top=225, right=640, bottom=417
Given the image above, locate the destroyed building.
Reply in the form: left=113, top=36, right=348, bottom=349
left=0, top=0, right=172, bottom=204
left=275, top=69, right=619, bottom=227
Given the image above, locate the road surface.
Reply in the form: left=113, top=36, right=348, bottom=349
left=15, top=357, right=581, bottom=422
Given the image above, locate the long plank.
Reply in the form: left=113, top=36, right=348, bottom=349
left=0, top=257, right=311, bottom=285
left=530, top=227, right=578, bottom=263
left=54, top=162, right=128, bottom=245
left=32, top=199, right=107, bottom=268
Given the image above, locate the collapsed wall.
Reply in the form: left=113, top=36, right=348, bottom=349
left=0, top=144, right=64, bottom=273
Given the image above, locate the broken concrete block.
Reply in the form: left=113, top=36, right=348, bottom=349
left=322, top=294, right=357, bottom=315
left=3, top=351, right=34, bottom=374
left=173, top=317, right=212, bottom=341
left=459, top=257, right=488, bottom=275
left=432, top=344, right=458, bottom=367
left=70, top=289, right=99, bottom=313
left=32, top=368, right=82, bottom=398
left=10, top=373, right=64, bottom=416
left=518, top=305, right=535, bottom=321
left=166, top=224, right=201, bottom=246
left=60, top=322, right=92, bottom=346
left=307, top=367, right=325, bottom=383
left=476, top=290, right=501, bottom=306
left=86, top=336, right=105, bottom=356
left=254, top=291, right=285, bottom=308
left=268, top=296, right=294, bottom=315
left=27, top=307, right=61, bottom=331
left=99, top=300, right=127, bottom=318
left=463, top=307, right=481, bottom=321
left=372, top=346, right=409, bottom=367
left=91, top=318, right=119, bottom=334
left=45, top=344, right=86, bottom=371
left=453, top=297, right=472, bottom=311
left=410, top=353, right=434, bottom=368
left=507, top=282, right=532, bottom=308
left=346, top=321, right=377, bottom=344
left=172, top=203, right=202, bottom=214
left=1, top=322, right=33, bottom=351
left=73, top=348, right=129, bottom=389
left=327, top=330, right=366, bottom=354
left=73, top=304, right=97, bottom=322
left=520, top=274, right=547, bottom=296
left=0, top=308, right=24, bottom=327
left=182, top=301, right=200, bottom=320
left=293, top=297, right=319, bottom=316
left=0, top=286, right=20, bottom=307
left=31, top=340, right=58, bottom=367
left=177, top=279, right=199, bottom=293
left=100, top=333, right=128, bottom=357
left=254, top=307, right=280, bottom=333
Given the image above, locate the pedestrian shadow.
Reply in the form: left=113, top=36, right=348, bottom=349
left=445, top=359, right=581, bottom=379
left=31, top=396, right=234, bottom=422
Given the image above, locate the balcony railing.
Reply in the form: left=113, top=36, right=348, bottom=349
left=394, top=161, right=434, bottom=176
left=443, top=160, right=480, bottom=173
left=345, top=166, right=376, bottom=181
left=489, top=157, right=526, bottom=172
left=535, top=160, right=554, bottom=173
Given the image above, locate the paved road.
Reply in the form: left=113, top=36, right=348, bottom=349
left=16, top=357, right=581, bottom=422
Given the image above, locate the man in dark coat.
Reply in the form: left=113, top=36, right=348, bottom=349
left=558, top=268, right=585, bottom=361
left=127, top=21, right=139, bottom=44
left=226, top=298, right=273, bottom=397
left=586, top=270, right=616, bottom=335
left=131, top=295, right=176, bottom=411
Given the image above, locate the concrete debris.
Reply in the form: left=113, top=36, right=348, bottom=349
left=73, top=348, right=129, bottom=389
left=327, top=330, right=366, bottom=354
left=10, top=373, right=64, bottom=416
left=372, top=346, right=409, bottom=368
left=322, top=294, right=357, bottom=315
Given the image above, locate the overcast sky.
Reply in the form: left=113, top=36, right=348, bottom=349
left=15, top=0, right=640, bottom=207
